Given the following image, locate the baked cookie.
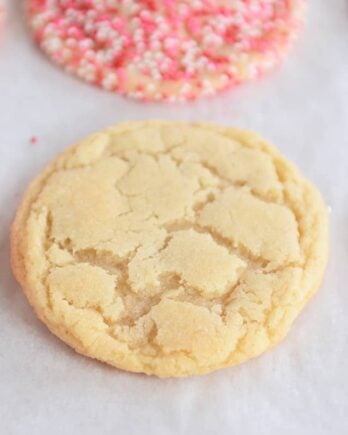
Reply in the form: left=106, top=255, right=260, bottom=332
left=11, top=121, right=328, bottom=377
left=27, top=0, right=305, bottom=102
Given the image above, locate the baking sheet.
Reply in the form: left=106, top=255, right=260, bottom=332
left=0, top=1, right=347, bottom=434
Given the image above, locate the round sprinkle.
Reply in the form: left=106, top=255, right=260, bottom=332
left=27, top=0, right=306, bottom=102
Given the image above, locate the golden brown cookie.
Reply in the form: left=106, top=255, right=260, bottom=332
left=11, top=121, right=328, bottom=377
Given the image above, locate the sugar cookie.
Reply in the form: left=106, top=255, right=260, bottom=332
left=11, top=121, right=328, bottom=377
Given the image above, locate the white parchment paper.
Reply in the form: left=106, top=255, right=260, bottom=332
left=0, top=1, right=347, bottom=434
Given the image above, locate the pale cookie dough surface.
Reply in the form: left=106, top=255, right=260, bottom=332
left=11, top=121, right=328, bottom=377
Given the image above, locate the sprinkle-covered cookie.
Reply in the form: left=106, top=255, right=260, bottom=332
left=11, top=121, right=328, bottom=377
left=27, top=0, right=306, bottom=101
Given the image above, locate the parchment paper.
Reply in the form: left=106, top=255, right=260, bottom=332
left=0, top=1, right=347, bottom=433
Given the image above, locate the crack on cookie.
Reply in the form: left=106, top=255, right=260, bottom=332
left=74, top=246, right=140, bottom=296
left=74, top=248, right=126, bottom=276
left=146, top=317, right=200, bottom=364
left=169, top=145, right=286, bottom=205
left=60, top=295, right=114, bottom=327
left=164, top=218, right=271, bottom=270
left=261, top=262, right=303, bottom=274
left=199, top=160, right=247, bottom=189
left=60, top=299, right=129, bottom=351
left=192, top=190, right=218, bottom=213
left=111, top=319, right=200, bottom=365
left=117, top=294, right=162, bottom=328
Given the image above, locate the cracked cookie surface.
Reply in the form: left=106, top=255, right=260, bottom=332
left=11, top=121, right=328, bottom=377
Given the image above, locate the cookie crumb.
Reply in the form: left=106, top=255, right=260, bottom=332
left=30, top=136, right=38, bottom=145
